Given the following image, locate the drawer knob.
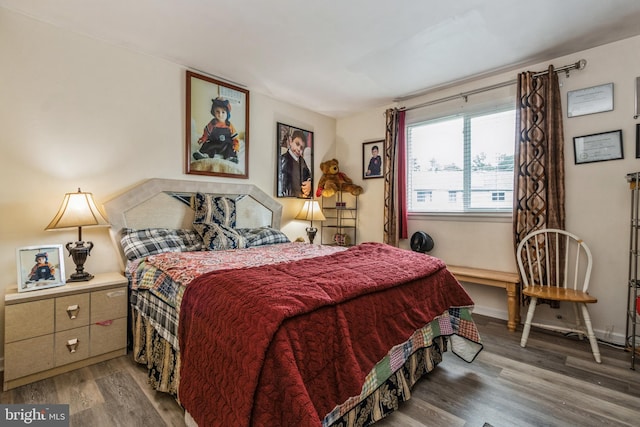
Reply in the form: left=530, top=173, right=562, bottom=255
left=66, top=304, right=80, bottom=319
left=66, top=338, right=79, bottom=353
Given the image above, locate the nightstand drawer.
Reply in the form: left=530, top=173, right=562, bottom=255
left=4, top=335, right=54, bottom=381
left=4, top=272, right=128, bottom=391
left=55, top=326, right=90, bottom=366
left=55, top=293, right=90, bottom=331
left=5, top=299, right=54, bottom=343
left=90, top=317, right=127, bottom=356
left=90, top=287, right=127, bottom=323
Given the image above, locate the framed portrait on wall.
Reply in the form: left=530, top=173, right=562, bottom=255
left=186, top=70, right=250, bottom=179
left=276, top=122, right=314, bottom=198
left=362, top=140, right=384, bottom=179
left=16, top=245, right=65, bottom=292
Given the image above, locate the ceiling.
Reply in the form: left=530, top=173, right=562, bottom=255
left=3, top=0, right=640, bottom=118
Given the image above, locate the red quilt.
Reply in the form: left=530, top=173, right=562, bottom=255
left=178, top=242, right=474, bottom=427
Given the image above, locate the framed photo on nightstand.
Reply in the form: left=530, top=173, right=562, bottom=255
left=16, top=245, right=65, bottom=292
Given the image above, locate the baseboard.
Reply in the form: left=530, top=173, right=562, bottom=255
left=472, top=304, right=626, bottom=346
left=472, top=305, right=508, bottom=321
left=595, top=330, right=626, bottom=346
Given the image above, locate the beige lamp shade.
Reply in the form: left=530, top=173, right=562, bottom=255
left=295, top=200, right=326, bottom=222
left=46, top=188, right=109, bottom=231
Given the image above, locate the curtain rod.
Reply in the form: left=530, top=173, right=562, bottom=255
left=398, top=59, right=587, bottom=112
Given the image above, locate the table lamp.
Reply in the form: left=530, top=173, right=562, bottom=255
left=295, top=199, right=326, bottom=244
left=46, top=188, right=109, bottom=282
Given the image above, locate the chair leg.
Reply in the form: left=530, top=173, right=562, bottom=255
left=580, top=303, right=602, bottom=363
left=572, top=302, right=584, bottom=340
left=520, top=297, right=537, bottom=348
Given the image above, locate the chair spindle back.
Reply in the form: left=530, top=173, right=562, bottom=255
left=517, top=228, right=592, bottom=292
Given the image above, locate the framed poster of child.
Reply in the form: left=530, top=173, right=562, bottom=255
left=276, top=122, right=314, bottom=198
left=186, top=70, right=250, bottom=179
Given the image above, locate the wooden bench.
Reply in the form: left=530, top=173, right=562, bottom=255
left=447, top=265, right=521, bottom=332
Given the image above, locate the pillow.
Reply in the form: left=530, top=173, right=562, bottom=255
left=120, top=228, right=203, bottom=261
left=239, top=226, right=290, bottom=247
left=193, top=193, right=237, bottom=227
left=194, top=222, right=247, bottom=251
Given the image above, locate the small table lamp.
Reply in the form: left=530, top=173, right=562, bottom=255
left=46, top=188, right=109, bottom=282
left=295, top=199, right=326, bottom=244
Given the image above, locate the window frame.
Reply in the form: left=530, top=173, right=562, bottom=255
left=406, top=103, right=515, bottom=217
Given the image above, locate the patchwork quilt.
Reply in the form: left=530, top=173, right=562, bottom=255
left=177, top=242, right=482, bottom=427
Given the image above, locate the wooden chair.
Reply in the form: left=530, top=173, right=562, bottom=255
left=517, top=228, right=601, bottom=363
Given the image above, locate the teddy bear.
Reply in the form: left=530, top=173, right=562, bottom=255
left=315, top=158, right=363, bottom=198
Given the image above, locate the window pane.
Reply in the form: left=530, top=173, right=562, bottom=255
left=470, top=110, right=515, bottom=210
left=408, top=118, right=464, bottom=212
left=407, top=108, right=515, bottom=214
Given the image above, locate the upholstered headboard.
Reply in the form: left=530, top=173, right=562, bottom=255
left=103, top=178, right=283, bottom=270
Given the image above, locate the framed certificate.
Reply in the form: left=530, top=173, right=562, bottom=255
left=567, top=83, right=613, bottom=118
left=573, top=130, right=623, bottom=164
left=636, top=124, right=640, bottom=158
left=635, top=77, right=640, bottom=120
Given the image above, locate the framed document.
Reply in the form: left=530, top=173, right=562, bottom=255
left=573, top=130, right=623, bottom=164
left=635, top=77, right=640, bottom=120
left=567, top=83, right=613, bottom=118
left=636, top=124, right=640, bottom=158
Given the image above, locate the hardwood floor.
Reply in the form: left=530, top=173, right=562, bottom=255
left=377, top=315, right=640, bottom=427
left=2, top=314, right=639, bottom=426
left=1, top=354, right=187, bottom=427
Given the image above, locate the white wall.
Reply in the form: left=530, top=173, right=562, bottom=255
left=337, top=35, right=640, bottom=344
left=0, top=9, right=336, bottom=359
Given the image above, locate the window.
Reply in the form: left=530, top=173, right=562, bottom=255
left=492, top=192, right=505, bottom=201
left=407, top=108, right=515, bottom=214
left=416, top=190, right=432, bottom=203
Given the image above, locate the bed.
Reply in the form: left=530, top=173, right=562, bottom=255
left=103, top=178, right=483, bottom=427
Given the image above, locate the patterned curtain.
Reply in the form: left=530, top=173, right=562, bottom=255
left=383, top=108, right=398, bottom=245
left=383, top=108, right=407, bottom=247
left=397, top=111, right=408, bottom=240
left=513, top=66, right=565, bottom=298
left=383, top=108, right=407, bottom=245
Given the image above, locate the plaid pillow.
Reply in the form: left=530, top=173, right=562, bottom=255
left=193, top=193, right=237, bottom=227
left=120, top=228, right=203, bottom=260
left=240, top=227, right=290, bottom=247
left=193, top=223, right=247, bottom=251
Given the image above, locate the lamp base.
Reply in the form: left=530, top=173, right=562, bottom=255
left=65, top=241, right=95, bottom=282
left=306, top=227, right=318, bottom=244
left=67, top=272, right=94, bottom=282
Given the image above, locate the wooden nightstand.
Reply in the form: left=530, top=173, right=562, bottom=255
left=3, top=272, right=128, bottom=391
